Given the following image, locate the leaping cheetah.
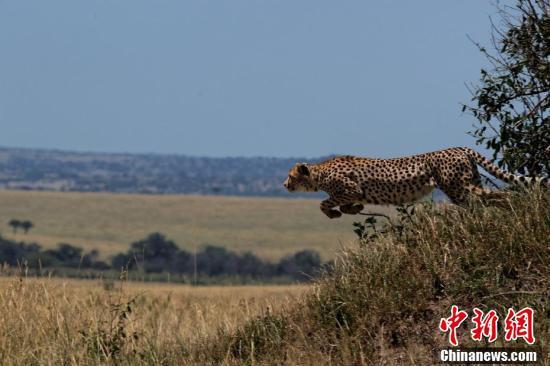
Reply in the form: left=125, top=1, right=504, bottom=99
left=283, top=147, right=548, bottom=218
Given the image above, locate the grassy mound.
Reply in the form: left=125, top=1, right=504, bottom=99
left=203, top=190, right=549, bottom=365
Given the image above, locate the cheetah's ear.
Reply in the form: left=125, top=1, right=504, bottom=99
left=297, top=163, right=310, bottom=176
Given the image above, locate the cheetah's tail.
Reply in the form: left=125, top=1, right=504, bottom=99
left=462, top=147, right=549, bottom=187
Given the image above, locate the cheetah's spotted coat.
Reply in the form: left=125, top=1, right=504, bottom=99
left=283, top=147, right=548, bottom=218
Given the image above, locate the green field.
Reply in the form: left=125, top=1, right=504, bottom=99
left=0, top=190, right=394, bottom=260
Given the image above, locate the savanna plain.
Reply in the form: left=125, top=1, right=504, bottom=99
left=0, top=189, right=388, bottom=260
left=0, top=189, right=548, bottom=365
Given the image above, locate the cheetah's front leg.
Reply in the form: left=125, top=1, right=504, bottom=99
left=320, top=177, right=364, bottom=218
left=320, top=197, right=344, bottom=219
left=321, top=198, right=364, bottom=218
left=339, top=203, right=365, bottom=215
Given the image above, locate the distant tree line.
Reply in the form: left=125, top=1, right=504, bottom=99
left=0, top=233, right=326, bottom=281
left=0, top=238, right=110, bottom=270
left=0, top=147, right=323, bottom=196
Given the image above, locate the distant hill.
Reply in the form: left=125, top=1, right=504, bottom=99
left=0, top=147, right=324, bottom=196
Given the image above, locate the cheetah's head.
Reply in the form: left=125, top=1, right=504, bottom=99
left=283, top=163, right=317, bottom=192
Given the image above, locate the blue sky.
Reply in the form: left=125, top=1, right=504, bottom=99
left=0, top=1, right=505, bottom=158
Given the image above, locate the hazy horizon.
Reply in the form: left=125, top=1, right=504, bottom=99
left=0, top=143, right=496, bottom=160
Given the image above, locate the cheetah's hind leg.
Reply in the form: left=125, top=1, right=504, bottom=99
left=466, top=184, right=510, bottom=207
left=339, top=203, right=365, bottom=215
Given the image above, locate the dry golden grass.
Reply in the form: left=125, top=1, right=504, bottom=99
left=210, top=190, right=549, bottom=365
left=0, top=189, right=393, bottom=260
left=0, top=191, right=547, bottom=365
left=0, top=276, right=307, bottom=365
